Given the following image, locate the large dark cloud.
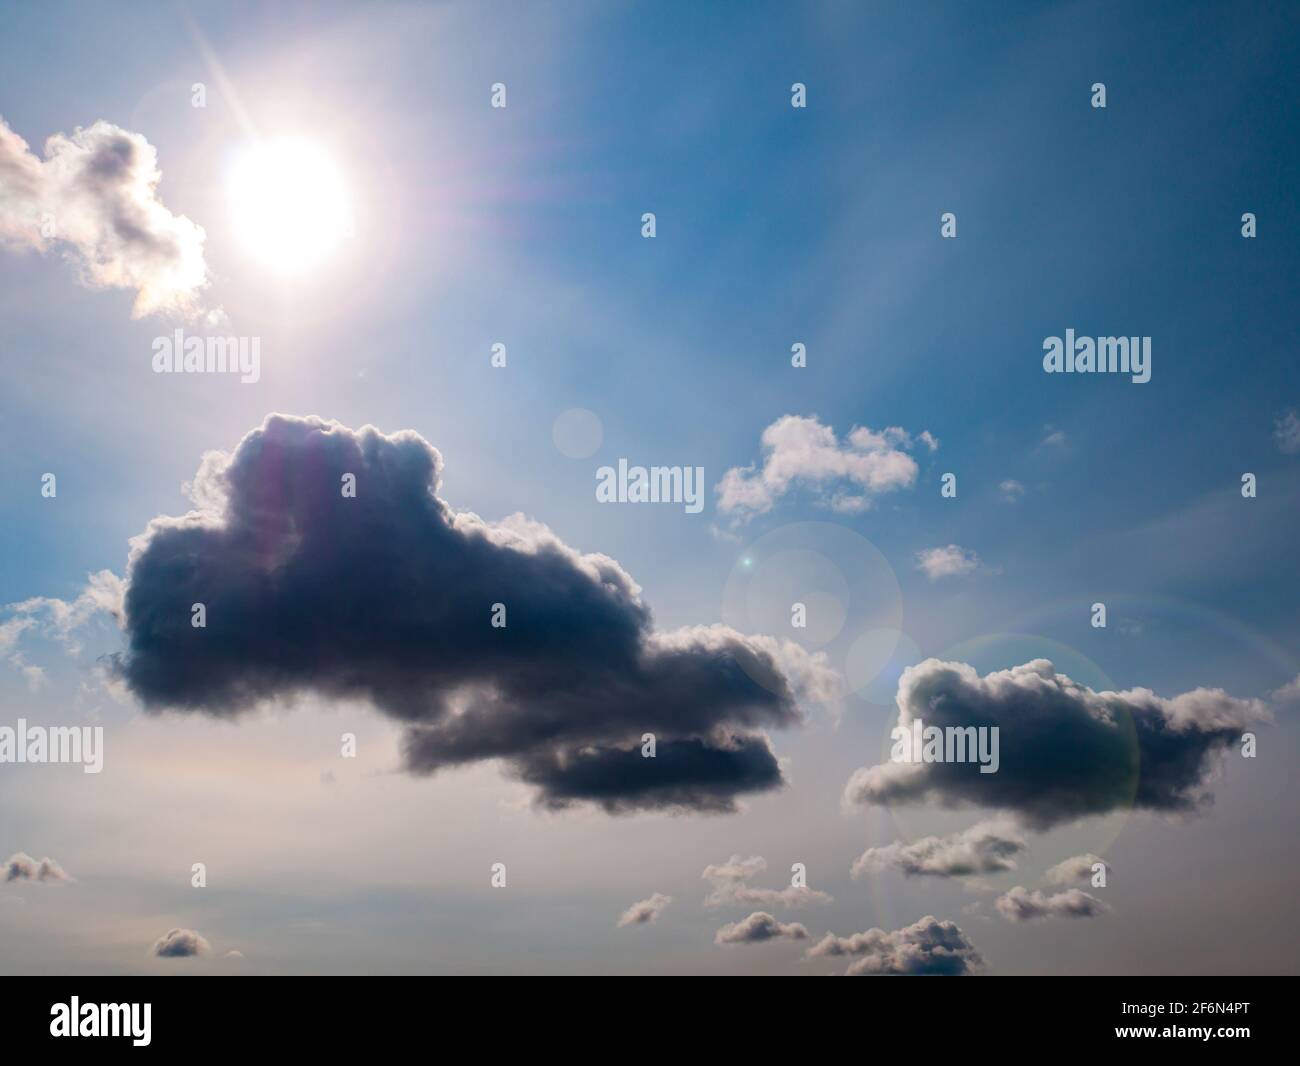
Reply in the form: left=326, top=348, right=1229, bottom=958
left=806, top=915, right=982, bottom=976
left=843, top=658, right=1267, bottom=829
left=112, top=415, right=833, bottom=813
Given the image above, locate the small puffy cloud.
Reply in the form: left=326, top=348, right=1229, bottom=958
left=915, top=545, right=979, bottom=580
left=714, top=911, right=808, bottom=945
left=807, top=915, right=982, bottom=976
left=3, top=854, right=36, bottom=882
left=4, top=853, right=72, bottom=883
left=1044, top=853, right=1107, bottom=886
left=995, top=886, right=1108, bottom=922
left=702, top=855, right=832, bottom=908
left=617, top=893, right=672, bottom=927
left=851, top=820, right=1026, bottom=879
left=999, top=479, right=1025, bottom=501
left=1274, top=410, right=1300, bottom=455
left=108, top=415, right=836, bottom=814
left=0, top=114, right=211, bottom=318
left=151, top=928, right=210, bottom=958
left=715, top=415, right=935, bottom=519
left=843, top=658, right=1269, bottom=829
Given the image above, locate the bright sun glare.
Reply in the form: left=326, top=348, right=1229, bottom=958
left=227, top=137, right=353, bottom=278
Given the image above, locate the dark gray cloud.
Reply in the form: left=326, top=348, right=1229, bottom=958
left=851, top=819, right=1025, bottom=879
left=714, top=911, right=808, bottom=945
left=995, top=886, right=1108, bottom=922
left=112, top=415, right=834, bottom=813
left=843, top=658, right=1268, bottom=829
left=151, top=928, right=210, bottom=957
left=0, top=115, right=211, bottom=319
left=807, top=915, right=982, bottom=975
left=617, top=892, right=672, bottom=927
left=3, top=852, right=71, bottom=883
left=702, top=854, right=832, bottom=907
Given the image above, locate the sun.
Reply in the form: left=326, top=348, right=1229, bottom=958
left=227, top=136, right=353, bottom=278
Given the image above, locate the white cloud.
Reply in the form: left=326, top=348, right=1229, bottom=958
left=0, top=115, right=211, bottom=318
left=915, top=545, right=979, bottom=580
left=999, top=479, right=1025, bottom=501
left=714, top=911, right=809, bottom=945
left=2, top=571, right=124, bottom=687
left=995, top=886, right=1108, bottom=922
left=6, top=570, right=124, bottom=644
left=617, top=892, right=672, bottom=927
left=1044, top=853, right=1107, bottom=886
left=851, top=820, right=1026, bottom=879
left=702, top=854, right=832, bottom=908
left=715, top=415, right=935, bottom=518
left=806, top=915, right=982, bottom=975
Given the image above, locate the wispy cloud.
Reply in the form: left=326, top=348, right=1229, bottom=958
left=702, top=855, right=832, bottom=907
left=617, top=893, right=672, bottom=927
left=1274, top=410, right=1300, bottom=454
left=1044, top=853, right=1107, bottom=886
left=995, top=886, right=1108, bottom=922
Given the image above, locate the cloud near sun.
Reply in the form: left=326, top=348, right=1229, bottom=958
left=0, top=114, right=211, bottom=319
left=109, top=415, right=839, bottom=813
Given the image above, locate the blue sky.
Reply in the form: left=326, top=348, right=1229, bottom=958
left=1, top=0, right=1298, bottom=975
